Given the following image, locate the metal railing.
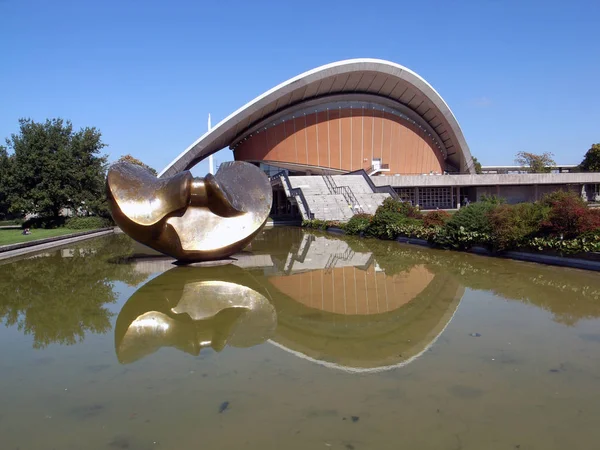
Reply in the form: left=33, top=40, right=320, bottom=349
left=346, top=169, right=399, bottom=200
left=270, top=171, right=314, bottom=220
left=324, top=246, right=356, bottom=273
left=323, top=175, right=364, bottom=214
left=365, top=163, right=390, bottom=175
left=323, top=175, right=336, bottom=193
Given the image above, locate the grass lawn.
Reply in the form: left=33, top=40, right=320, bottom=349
left=0, top=228, right=91, bottom=246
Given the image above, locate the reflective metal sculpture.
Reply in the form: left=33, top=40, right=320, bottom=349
left=106, top=161, right=272, bottom=262
left=114, top=265, right=277, bottom=364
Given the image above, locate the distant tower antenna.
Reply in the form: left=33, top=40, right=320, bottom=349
left=208, top=113, right=214, bottom=174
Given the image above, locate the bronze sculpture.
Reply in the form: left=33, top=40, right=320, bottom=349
left=114, top=265, right=277, bottom=363
left=106, top=160, right=272, bottom=262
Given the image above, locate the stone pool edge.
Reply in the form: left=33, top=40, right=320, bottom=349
left=0, top=228, right=115, bottom=261
left=325, top=227, right=600, bottom=272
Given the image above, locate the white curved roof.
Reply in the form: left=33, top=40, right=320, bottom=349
left=160, top=58, right=475, bottom=177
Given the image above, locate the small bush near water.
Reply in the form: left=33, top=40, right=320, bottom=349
left=423, top=210, right=451, bottom=228
left=344, top=214, right=372, bottom=235
left=302, top=192, right=600, bottom=255
left=64, top=216, right=112, bottom=230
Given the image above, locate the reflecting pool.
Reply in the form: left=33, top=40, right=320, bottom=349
left=1, top=228, right=600, bottom=449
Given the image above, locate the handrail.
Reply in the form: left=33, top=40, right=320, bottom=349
left=346, top=169, right=399, bottom=200
left=324, top=175, right=364, bottom=214
left=324, top=246, right=356, bottom=273
left=365, top=164, right=390, bottom=175
left=270, top=170, right=314, bottom=220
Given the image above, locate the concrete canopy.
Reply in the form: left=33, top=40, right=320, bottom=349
left=159, top=58, right=475, bottom=178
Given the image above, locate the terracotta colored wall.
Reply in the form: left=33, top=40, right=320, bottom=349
left=235, top=108, right=444, bottom=174
left=267, top=265, right=435, bottom=316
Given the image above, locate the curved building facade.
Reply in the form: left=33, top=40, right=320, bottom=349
left=232, top=96, right=447, bottom=175
left=160, top=59, right=475, bottom=178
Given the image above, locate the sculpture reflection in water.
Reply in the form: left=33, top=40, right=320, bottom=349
left=106, top=160, right=272, bottom=262
left=114, top=265, right=277, bottom=364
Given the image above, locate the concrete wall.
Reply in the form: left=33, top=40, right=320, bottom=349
left=373, top=173, right=600, bottom=188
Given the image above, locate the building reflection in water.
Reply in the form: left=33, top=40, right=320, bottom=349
left=120, top=229, right=464, bottom=372
left=114, top=265, right=277, bottom=364
left=257, top=231, right=464, bottom=372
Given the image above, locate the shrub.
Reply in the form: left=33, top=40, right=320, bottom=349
left=488, top=202, right=550, bottom=250
left=540, top=190, right=600, bottom=238
left=479, top=194, right=505, bottom=206
left=423, top=210, right=451, bottom=228
left=301, top=219, right=330, bottom=230
left=344, top=214, right=372, bottom=235
left=22, top=216, right=67, bottom=229
left=446, top=201, right=497, bottom=235
left=377, top=197, right=422, bottom=219
left=363, top=208, right=416, bottom=239
left=0, top=219, right=23, bottom=226
left=64, top=216, right=112, bottom=230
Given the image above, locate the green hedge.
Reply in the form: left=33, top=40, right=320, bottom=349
left=0, top=219, right=23, bottom=226
left=22, top=216, right=67, bottom=229
left=64, top=216, right=112, bottom=230
left=302, top=191, right=600, bottom=256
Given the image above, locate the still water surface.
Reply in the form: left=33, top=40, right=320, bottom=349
left=1, top=228, right=600, bottom=449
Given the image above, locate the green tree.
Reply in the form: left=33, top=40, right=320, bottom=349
left=118, top=154, right=157, bottom=175
left=471, top=156, right=483, bottom=174
left=514, top=151, right=556, bottom=173
left=579, top=143, right=600, bottom=172
left=5, top=118, right=108, bottom=218
left=0, top=145, right=12, bottom=219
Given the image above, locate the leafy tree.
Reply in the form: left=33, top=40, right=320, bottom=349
left=579, top=143, right=600, bottom=172
left=471, top=156, right=483, bottom=174
left=0, top=145, right=12, bottom=219
left=514, top=151, right=556, bottom=173
left=5, top=118, right=108, bottom=218
left=118, top=154, right=157, bottom=175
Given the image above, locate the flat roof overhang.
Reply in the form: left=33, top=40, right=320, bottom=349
left=372, top=173, right=600, bottom=188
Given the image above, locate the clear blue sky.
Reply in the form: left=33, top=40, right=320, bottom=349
left=1, top=0, right=598, bottom=175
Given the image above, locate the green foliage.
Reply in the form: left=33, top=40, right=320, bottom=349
left=5, top=118, right=108, bottom=217
left=302, top=219, right=331, bottom=230
left=22, top=216, right=67, bottom=229
left=472, top=156, right=483, bottom=174
left=446, top=201, right=497, bottom=235
left=0, top=219, right=22, bottom=226
left=515, top=151, right=556, bottom=173
left=423, top=210, right=451, bottom=228
left=64, top=216, right=112, bottom=230
left=0, top=145, right=12, bottom=219
left=579, top=143, right=600, bottom=172
left=377, top=197, right=422, bottom=218
left=343, top=213, right=372, bottom=235
left=366, top=209, right=420, bottom=239
left=488, top=202, right=550, bottom=250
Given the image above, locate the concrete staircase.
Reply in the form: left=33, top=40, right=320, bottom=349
left=286, top=174, right=391, bottom=222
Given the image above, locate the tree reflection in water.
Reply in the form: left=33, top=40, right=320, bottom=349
left=342, top=234, right=600, bottom=326
left=2, top=227, right=600, bottom=354
left=0, top=235, right=147, bottom=348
